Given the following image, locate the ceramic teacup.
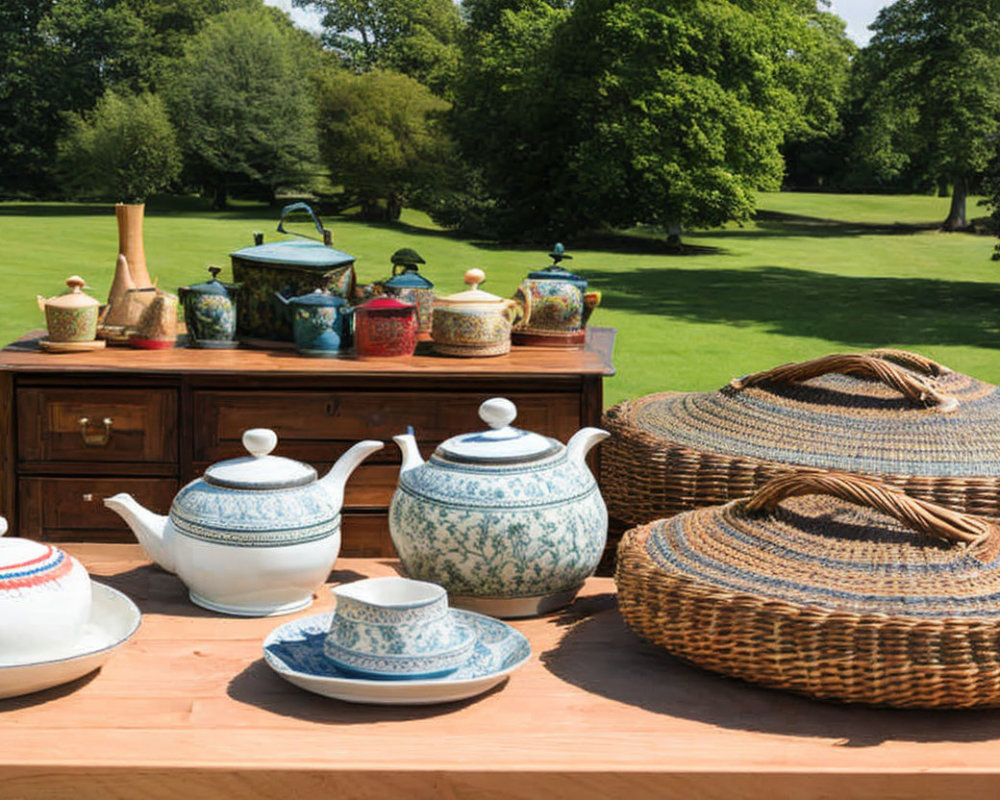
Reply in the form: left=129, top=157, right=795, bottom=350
left=324, top=577, right=475, bottom=679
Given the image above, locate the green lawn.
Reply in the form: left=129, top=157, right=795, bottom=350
left=2, top=193, right=997, bottom=407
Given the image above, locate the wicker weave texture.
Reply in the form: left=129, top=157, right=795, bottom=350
left=615, top=474, right=1000, bottom=708
left=601, top=351, right=1000, bottom=528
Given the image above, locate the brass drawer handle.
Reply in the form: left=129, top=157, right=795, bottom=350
left=79, top=417, right=114, bottom=447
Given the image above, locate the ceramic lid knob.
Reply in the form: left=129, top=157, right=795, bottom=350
left=66, top=276, right=86, bottom=292
left=480, top=397, right=517, bottom=430
left=243, top=428, right=278, bottom=458
left=0, top=516, right=6, bottom=537
left=464, top=268, right=486, bottom=290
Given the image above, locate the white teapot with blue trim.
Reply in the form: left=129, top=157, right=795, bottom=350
left=389, top=398, right=608, bottom=618
left=104, top=429, right=382, bottom=616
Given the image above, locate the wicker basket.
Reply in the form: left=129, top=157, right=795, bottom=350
left=601, top=349, right=1000, bottom=530
left=616, top=471, right=1000, bottom=708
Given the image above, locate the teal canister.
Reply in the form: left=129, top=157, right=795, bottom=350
left=384, top=248, right=434, bottom=340
left=274, top=288, right=352, bottom=357
left=177, top=266, right=238, bottom=348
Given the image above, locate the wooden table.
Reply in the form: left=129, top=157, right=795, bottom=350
left=4, top=544, right=1000, bottom=799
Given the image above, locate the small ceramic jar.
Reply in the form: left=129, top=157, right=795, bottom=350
left=384, top=249, right=434, bottom=339
left=36, top=276, right=99, bottom=342
left=512, top=244, right=600, bottom=348
left=0, top=517, right=93, bottom=663
left=178, top=267, right=238, bottom=348
left=354, top=297, right=418, bottom=358
left=130, top=290, right=178, bottom=350
left=324, top=577, right=474, bottom=678
left=275, top=288, right=352, bottom=357
left=431, top=269, right=528, bottom=357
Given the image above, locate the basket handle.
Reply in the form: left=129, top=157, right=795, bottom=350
left=743, top=471, right=993, bottom=547
left=729, top=353, right=958, bottom=412
left=866, top=348, right=951, bottom=378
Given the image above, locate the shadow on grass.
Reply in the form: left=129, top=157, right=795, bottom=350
left=690, top=209, right=941, bottom=241
left=588, top=265, right=1000, bottom=349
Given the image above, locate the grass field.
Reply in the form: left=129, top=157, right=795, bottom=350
left=2, top=193, right=997, bottom=407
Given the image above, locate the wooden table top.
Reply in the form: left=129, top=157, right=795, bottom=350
left=0, top=329, right=616, bottom=377
left=4, top=544, right=1000, bottom=799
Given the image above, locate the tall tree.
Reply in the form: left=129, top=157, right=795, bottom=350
left=852, top=0, right=1000, bottom=230
left=315, top=68, right=453, bottom=220
left=165, top=6, right=322, bottom=207
left=451, top=0, right=850, bottom=239
left=293, top=0, right=462, bottom=96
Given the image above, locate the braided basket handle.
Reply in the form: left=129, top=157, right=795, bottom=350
left=866, top=348, right=951, bottom=377
left=729, top=353, right=958, bottom=412
left=743, top=471, right=993, bottom=547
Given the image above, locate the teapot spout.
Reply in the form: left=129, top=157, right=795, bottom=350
left=103, top=493, right=175, bottom=573
left=566, top=427, right=610, bottom=469
left=393, top=428, right=425, bottom=475
left=319, top=440, right=384, bottom=511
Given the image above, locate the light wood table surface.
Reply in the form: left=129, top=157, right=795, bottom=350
left=3, top=544, right=1000, bottom=799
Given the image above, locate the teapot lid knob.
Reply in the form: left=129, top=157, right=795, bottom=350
left=243, top=428, right=278, bottom=458
left=464, top=268, right=486, bottom=290
left=0, top=516, right=6, bottom=537
left=479, top=397, right=517, bottom=430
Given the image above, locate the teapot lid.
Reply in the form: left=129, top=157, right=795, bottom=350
left=204, top=429, right=317, bottom=490
left=286, top=288, right=348, bottom=308
left=45, top=276, right=100, bottom=309
left=527, top=243, right=586, bottom=288
left=356, top=296, right=414, bottom=312
left=0, top=517, right=72, bottom=582
left=436, top=269, right=507, bottom=306
left=185, top=266, right=230, bottom=296
left=437, top=398, right=561, bottom=463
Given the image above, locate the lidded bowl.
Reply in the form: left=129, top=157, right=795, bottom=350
left=0, top=517, right=92, bottom=664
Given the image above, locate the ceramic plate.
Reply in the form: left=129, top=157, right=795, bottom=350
left=0, top=582, right=141, bottom=700
left=263, top=609, right=531, bottom=705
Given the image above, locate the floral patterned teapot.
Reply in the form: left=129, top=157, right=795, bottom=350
left=512, top=244, right=600, bottom=348
left=389, top=398, right=609, bottom=617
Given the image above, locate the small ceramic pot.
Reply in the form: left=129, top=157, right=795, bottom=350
left=324, top=577, right=475, bottom=679
left=512, top=244, right=600, bottom=348
left=0, top=517, right=93, bottom=663
left=276, top=289, right=352, bottom=357
left=130, top=290, right=178, bottom=349
left=37, top=276, right=99, bottom=342
left=178, top=267, right=238, bottom=347
left=384, top=250, right=434, bottom=339
left=354, top=297, right=418, bottom=358
left=431, top=269, right=528, bottom=357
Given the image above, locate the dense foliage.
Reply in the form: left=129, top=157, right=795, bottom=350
left=57, top=90, right=182, bottom=203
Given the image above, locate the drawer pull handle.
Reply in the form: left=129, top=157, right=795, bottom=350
left=326, top=399, right=340, bottom=416
left=82, top=493, right=94, bottom=503
left=79, top=417, right=114, bottom=447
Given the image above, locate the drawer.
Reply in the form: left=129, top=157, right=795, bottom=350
left=18, top=477, right=178, bottom=543
left=18, top=388, right=178, bottom=464
left=191, top=390, right=582, bottom=464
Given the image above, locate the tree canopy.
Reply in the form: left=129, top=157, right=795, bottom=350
left=852, top=0, right=1000, bottom=229
left=165, top=6, right=322, bottom=207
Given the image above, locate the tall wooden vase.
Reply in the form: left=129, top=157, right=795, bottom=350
left=115, top=203, right=153, bottom=289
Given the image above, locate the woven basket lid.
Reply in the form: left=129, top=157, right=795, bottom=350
left=619, top=350, right=1000, bottom=477
left=638, top=471, right=1000, bottom=619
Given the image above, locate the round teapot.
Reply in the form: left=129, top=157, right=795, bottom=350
left=512, top=244, right=600, bottom=348
left=431, top=269, right=528, bottom=357
left=104, top=430, right=383, bottom=616
left=389, top=398, right=609, bottom=617
left=275, top=288, right=352, bottom=357
left=37, top=276, right=100, bottom=343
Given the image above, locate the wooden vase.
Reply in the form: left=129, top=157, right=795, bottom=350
left=115, top=203, right=153, bottom=289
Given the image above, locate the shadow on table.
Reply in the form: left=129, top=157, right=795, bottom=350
left=226, top=657, right=502, bottom=723
left=0, top=670, right=101, bottom=710
left=541, top=594, right=1000, bottom=746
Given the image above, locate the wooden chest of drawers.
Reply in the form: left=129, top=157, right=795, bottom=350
left=0, top=332, right=614, bottom=557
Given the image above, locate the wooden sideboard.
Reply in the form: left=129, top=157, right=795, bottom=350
left=0, top=331, right=614, bottom=556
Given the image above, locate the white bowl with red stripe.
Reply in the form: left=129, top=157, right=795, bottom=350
left=0, top=517, right=92, bottom=664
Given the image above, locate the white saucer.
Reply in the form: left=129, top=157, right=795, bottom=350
left=0, top=582, right=141, bottom=699
left=263, top=609, right=530, bottom=705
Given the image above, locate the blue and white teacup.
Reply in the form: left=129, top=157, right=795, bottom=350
left=324, top=577, right=475, bottom=679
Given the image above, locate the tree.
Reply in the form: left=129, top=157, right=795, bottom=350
left=57, top=89, right=182, bottom=203
left=451, top=0, right=850, bottom=239
left=0, top=0, right=149, bottom=196
left=293, top=0, right=462, bottom=96
left=315, top=68, right=453, bottom=220
left=165, top=6, right=322, bottom=207
left=852, top=0, right=1000, bottom=230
